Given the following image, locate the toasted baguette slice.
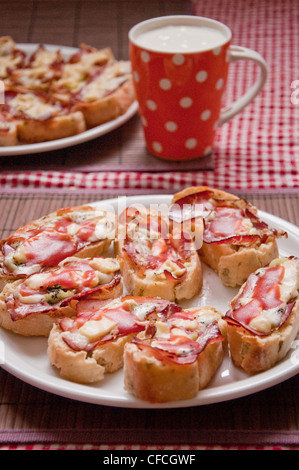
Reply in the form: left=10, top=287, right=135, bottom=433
left=115, top=206, right=203, bottom=302
left=0, top=114, right=18, bottom=146
left=0, top=204, right=116, bottom=289
left=2, top=88, right=86, bottom=143
left=224, top=257, right=299, bottom=374
left=48, top=296, right=172, bottom=384
left=0, top=36, right=26, bottom=79
left=49, top=44, right=115, bottom=103
left=72, top=61, right=135, bottom=127
left=124, top=306, right=224, bottom=403
left=0, top=257, right=122, bottom=337
left=170, top=186, right=285, bottom=287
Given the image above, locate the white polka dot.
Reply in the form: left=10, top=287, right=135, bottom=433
left=172, top=54, right=185, bottom=65
left=185, top=138, right=197, bottom=149
left=180, top=97, right=193, bottom=108
left=133, top=71, right=140, bottom=82
left=140, top=115, right=148, bottom=127
left=201, top=109, right=211, bottom=121
left=216, top=78, right=224, bottom=90
left=152, top=141, right=163, bottom=153
left=146, top=99, right=157, bottom=111
left=165, top=121, right=178, bottom=132
left=159, top=78, right=172, bottom=90
left=141, top=50, right=150, bottom=63
left=203, top=146, right=213, bottom=155
left=213, top=46, right=222, bottom=56
left=196, top=70, right=208, bottom=83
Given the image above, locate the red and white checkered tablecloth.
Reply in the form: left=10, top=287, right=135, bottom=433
left=0, top=0, right=298, bottom=194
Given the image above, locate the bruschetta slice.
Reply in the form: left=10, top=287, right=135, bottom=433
left=0, top=36, right=26, bottom=79
left=2, top=88, right=86, bottom=143
left=49, top=44, right=115, bottom=104
left=71, top=60, right=135, bottom=127
left=0, top=256, right=122, bottom=337
left=116, top=206, right=202, bottom=302
left=169, top=186, right=286, bottom=287
left=0, top=205, right=116, bottom=288
left=48, top=295, right=172, bottom=384
left=124, top=305, right=224, bottom=403
left=224, top=257, right=299, bottom=374
left=5, top=44, right=64, bottom=93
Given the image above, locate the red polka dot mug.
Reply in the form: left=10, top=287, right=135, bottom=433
left=129, top=15, right=267, bottom=161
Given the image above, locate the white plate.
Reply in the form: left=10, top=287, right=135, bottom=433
left=0, top=43, right=138, bottom=156
left=0, top=195, right=298, bottom=409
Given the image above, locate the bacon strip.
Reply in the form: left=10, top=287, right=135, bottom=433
left=170, top=189, right=286, bottom=246
left=60, top=297, right=175, bottom=352
left=225, top=265, right=295, bottom=336
left=132, top=321, right=223, bottom=365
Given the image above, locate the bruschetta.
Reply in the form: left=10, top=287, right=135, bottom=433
left=48, top=295, right=172, bottom=384
left=71, top=60, right=135, bottom=128
left=0, top=37, right=136, bottom=146
left=49, top=44, right=115, bottom=103
left=115, top=205, right=203, bottom=302
left=0, top=205, right=116, bottom=289
left=224, top=257, right=299, bottom=374
left=2, top=88, right=86, bottom=143
left=0, top=256, right=122, bottom=337
left=124, top=305, right=224, bottom=403
left=0, top=36, right=26, bottom=79
left=169, top=186, right=286, bottom=287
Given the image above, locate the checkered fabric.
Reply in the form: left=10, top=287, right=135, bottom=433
left=0, top=0, right=298, bottom=194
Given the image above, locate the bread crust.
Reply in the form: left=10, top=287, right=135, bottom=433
left=116, top=240, right=202, bottom=302
left=16, top=110, right=86, bottom=143
left=200, top=237, right=279, bottom=287
left=123, top=306, right=224, bottom=403
left=116, top=207, right=203, bottom=301
left=0, top=280, right=76, bottom=336
left=73, top=77, right=135, bottom=128
left=48, top=323, right=135, bottom=384
left=171, top=185, right=281, bottom=287
left=47, top=296, right=171, bottom=384
left=226, top=299, right=299, bottom=374
left=0, top=121, right=18, bottom=146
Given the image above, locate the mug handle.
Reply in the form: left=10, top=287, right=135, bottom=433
left=218, top=45, right=268, bottom=126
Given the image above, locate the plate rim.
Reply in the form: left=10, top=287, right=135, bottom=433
left=0, top=42, right=138, bottom=157
left=0, top=194, right=298, bottom=409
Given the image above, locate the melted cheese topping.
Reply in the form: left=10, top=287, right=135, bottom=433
left=4, top=249, right=41, bottom=275
left=9, top=93, right=59, bottom=119
left=81, top=61, right=131, bottom=102
left=31, top=48, right=60, bottom=68
left=0, top=54, right=22, bottom=78
left=78, top=316, right=117, bottom=342
left=55, top=62, right=89, bottom=90
left=248, top=258, right=299, bottom=334
left=65, top=209, right=115, bottom=241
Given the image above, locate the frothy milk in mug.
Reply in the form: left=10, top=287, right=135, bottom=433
left=135, top=24, right=227, bottom=53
